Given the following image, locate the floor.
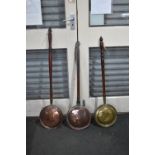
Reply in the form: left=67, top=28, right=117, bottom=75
left=26, top=114, right=129, bottom=155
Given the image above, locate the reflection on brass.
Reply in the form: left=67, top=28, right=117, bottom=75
left=95, top=104, right=117, bottom=127
left=39, top=105, right=63, bottom=129
left=67, top=106, right=91, bottom=130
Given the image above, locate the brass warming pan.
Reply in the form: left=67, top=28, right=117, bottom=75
left=95, top=37, right=117, bottom=127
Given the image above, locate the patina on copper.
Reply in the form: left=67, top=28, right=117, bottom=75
left=95, top=36, right=117, bottom=128
left=40, top=105, right=63, bottom=128
left=67, top=41, right=91, bottom=130
left=39, top=27, right=63, bottom=129
left=67, top=106, right=91, bottom=130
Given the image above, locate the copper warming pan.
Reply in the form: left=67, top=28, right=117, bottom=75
left=66, top=41, right=91, bottom=130
left=95, top=37, right=117, bottom=127
left=39, top=28, right=63, bottom=129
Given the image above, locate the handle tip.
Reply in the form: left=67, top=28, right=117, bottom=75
left=82, top=100, right=85, bottom=107
left=100, top=36, right=103, bottom=42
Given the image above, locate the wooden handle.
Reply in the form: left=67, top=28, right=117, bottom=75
left=99, top=36, right=106, bottom=104
left=48, top=27, right=53, bottom=104
left=48, top=27, right=52, bottom=49
left=76, top=41, right=80, bottom=105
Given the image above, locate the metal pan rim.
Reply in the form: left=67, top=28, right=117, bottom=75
left=95, top=104, right=117, bottom=127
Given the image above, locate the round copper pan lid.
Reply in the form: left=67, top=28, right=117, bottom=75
left=39, top=105, right=63, bottom=129
left=67, top=106, right=91, bottom=130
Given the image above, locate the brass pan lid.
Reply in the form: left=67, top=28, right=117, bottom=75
left=95, top=104, right=117, bottom=127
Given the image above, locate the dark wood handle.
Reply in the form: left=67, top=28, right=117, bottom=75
left=100, top=36, right=106, bottom=104
left=76, top=41, right=80, bottom=105
left=48, top=27, right=52, bottom=49
left=48, top=27, right=53, bottom=104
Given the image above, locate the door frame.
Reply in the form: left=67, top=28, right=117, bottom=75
left=77, top=0, right=129, bottom=113
left=26, top=0, right=77, bottom=116
left=26, top=0, right=129, bottom=116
